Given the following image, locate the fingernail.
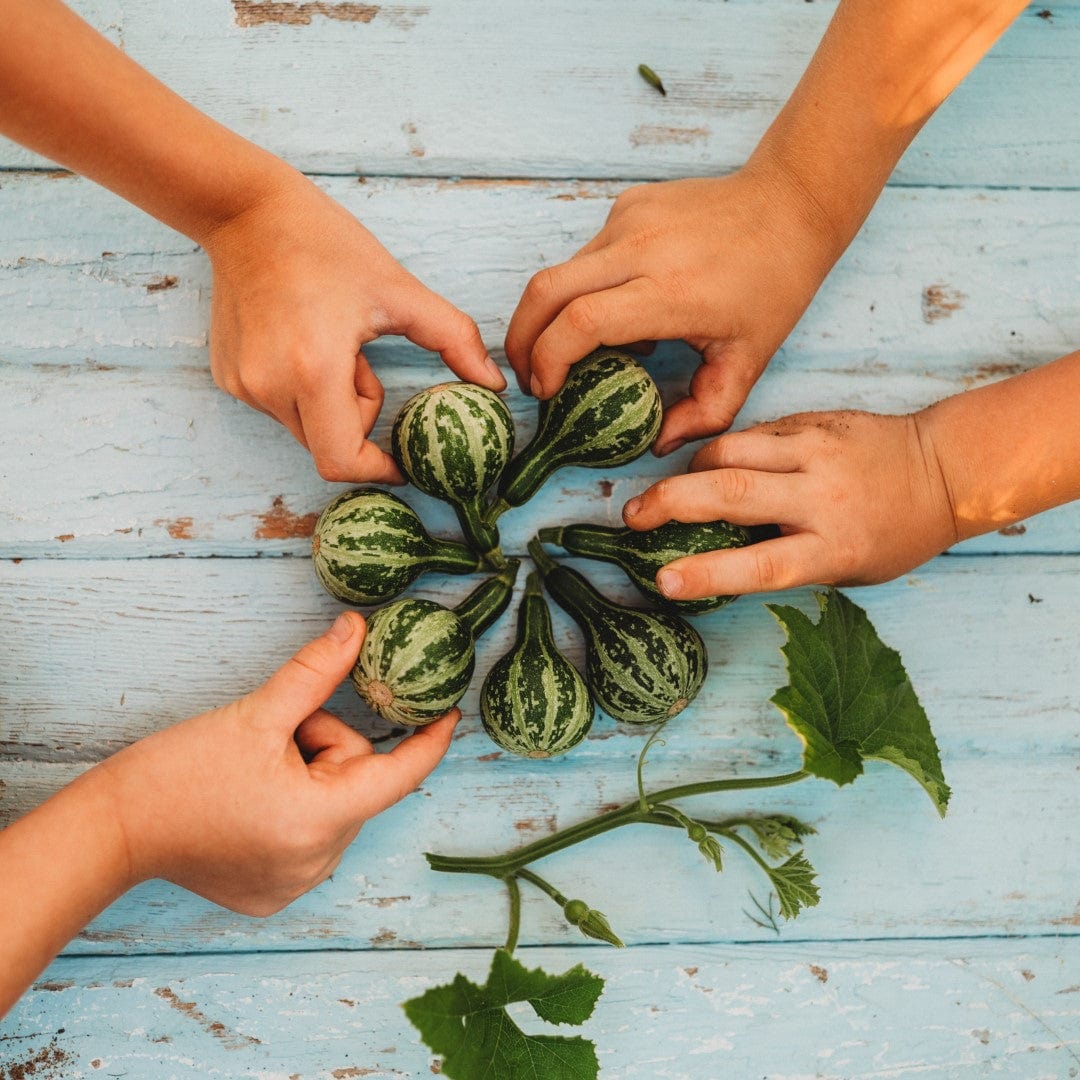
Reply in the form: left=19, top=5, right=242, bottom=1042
left=624, top=497, right=642, bottom=519
left=483, top=355, right=506, bottom=387
left=656, top=569, right=682, bottom=597
left=329, top=612, right=355, bottom=642
left=529, top=374, right=542, bottom=398
left=654, top=438, right=685, bottom=458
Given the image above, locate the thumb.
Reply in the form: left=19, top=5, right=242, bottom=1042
left=389, top=278, right=506, bottom=391
left=243, top=612, right=366, bottom=732
left=332, top=710, right=459, bottom=818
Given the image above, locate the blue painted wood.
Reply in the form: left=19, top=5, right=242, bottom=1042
left=2, top=941, right=1077, bottom=1078
left=1, top=2, right=1078, bottom=188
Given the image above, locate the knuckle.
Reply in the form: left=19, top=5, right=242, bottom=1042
left=751, top=546, right=782, bottom=592
left=563, top=296, right=602, bottom=337
left=315, top=454, right=355, bottom=483
left=719, top=468, right=753, bottom=505
left=524, top=267, right=561, bottom=306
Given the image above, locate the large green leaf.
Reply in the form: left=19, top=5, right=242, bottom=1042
left=403, top=948, right=603, bottom=1080
left=768, top=589, right=951, bottom=816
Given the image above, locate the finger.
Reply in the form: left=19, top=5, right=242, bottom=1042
left=504, top=249, right=627, bottom=387
left=529, top=278, right=663, bottom=398
left=298, top=384, right=404, bottom=484
left=689, top=428, right=807, bottom=474
left=333, top=710, right=460, bottom=818
left=622, top=469, right=806, bottom=531
left=353, top=349, right=384, bottom=436
left=295, top=709, right=374, bottom=765
left=388, top=280, right=505, bottom=391
left=656, top=533, right=831, bottom=598
left=244, top=612, right=366, bottom=733
left=654, top=347, right=760, bottom=455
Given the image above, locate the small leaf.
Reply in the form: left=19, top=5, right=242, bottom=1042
left=740, top=815, right=815, bottom=861
left=765, top=852, right=820, bottom=920
left=404, top=949, right=603, bottom=1080
left=698, top=834, right=724, bottom=871
left=768, top=589, right=951, bottom=816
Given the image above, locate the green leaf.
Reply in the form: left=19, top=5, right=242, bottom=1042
left=768, top=589, right=951, bottom=816
left=403, top=948, right=603, bottom=1080
left=765, top=852, right=821, bottom=920
left=740, top=815, right=816, bottom=861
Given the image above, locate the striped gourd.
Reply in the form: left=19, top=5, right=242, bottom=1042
left=351, top=559, right=520, bottom=726
left=312, top=488, right=479, bottom=606
left=528, top=539, right=707, bottom=725
left=538, top=519, right=750, bottom=615
left=488, top=349, right=662, bottom=520
left=391, top=382, right=514, bottom=565
left=480, top=571, right=594, bottom=758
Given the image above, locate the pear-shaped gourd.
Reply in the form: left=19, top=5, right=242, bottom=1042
left=488, top=349, right=662, bottom=521
left=480, top=571, right=594, bottom=758
left=528, top=539, right=706, bottom=725
left=538, top=519, right=750, bottom=615
left=392, top=382, right=514, bottom=566
left=351, top=559, right=520, bottom=726
left=313, top=488, right=480, bottom=605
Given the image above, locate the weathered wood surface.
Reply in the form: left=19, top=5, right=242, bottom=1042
left=1, top=557, right=1076, bottom=950
left=1, top=174, right=1079, bottom=558
left=2, top=941, right=1077, bottom=1079
left=1, top=2, right=1078, bottom=187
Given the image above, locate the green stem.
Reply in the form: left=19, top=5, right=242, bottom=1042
left=722, top=828, right=775, bottom=875
left=452, top=559, right=520, bottom=639
left=636, top=721, right=670, bottom=812
left=516, top=867, right=569, bottom=908
left=504, top=875, right=522, bottom=954
left=526, top=536, right=557, bottom=576
left=484, top=496, right=511, bottom=528
left=536, top=526, right=563, bottom=546
left=425, top=770, right=808, bottom=876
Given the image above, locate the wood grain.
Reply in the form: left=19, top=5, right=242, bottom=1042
left=0, top=2, right=1077, bottom=187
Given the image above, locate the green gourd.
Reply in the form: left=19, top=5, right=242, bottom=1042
left=480, top=571, right=594, bottom=758
left=487, top=349, right=662, bottom=522
left=538, top=519, right=750, bottom=614
left=351, top=559, right=520, bottom=726
left=528, top=539, right=706, bottom=725
left=313, top=488, right=479, bottom=606
left=391, top=382, right=514, bottom=566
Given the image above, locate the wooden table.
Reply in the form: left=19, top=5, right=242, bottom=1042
left=1, top=2, right=1077, bottom=1076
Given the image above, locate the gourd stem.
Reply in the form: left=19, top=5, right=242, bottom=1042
left=429, top=537, right=484, bottom=575
left=550, top=523, right=618, bottom=561
left=515, top=867, right=569, bottom=908
left=453, top=559, right=520, bottom=639
left=536, top=526, right=563, bottom=546
left=455, top=501, right=503, bottom=567
left=503, top=874, right=522, bottom=954
left=425, top=770, right=809, bottom=875
left=526, top=536, right=558, bottom=577
left=523, top=570, right=544, bottom=599
left=483, top=497, right=511, bottom=528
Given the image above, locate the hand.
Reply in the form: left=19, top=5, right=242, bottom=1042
left=202, top=171, right=505, bottom=483
left=621, top=410, right=959, bottom=597
left=504, top=167, right=838, bottom=454
left=97, top=611, right=458, bottom=917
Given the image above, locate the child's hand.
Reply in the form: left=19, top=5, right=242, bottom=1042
left=622, top=410, right=959, bottom=597
left=202, top=172, right=506, bottom=483
left=97, top=611, right=457, bottom=917
left=504, top=168, right=838, bottom=455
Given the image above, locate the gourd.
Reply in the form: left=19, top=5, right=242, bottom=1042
left=538, top=519, right=750, bottom=615
left=351, top=559, right=520, bottom=726
left=312, top=487, right=480, bottom=606
left=528, top=539, right=707, bottom=725
left=480, top=571, right=594, bottom=758
left=392, top=382, right=514, bottom=566
left=487, top=349, right=662, bottom=522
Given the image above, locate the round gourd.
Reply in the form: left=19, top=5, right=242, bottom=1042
left=488, top=349, right=662, bottom=521
left=528, top=539, right=707, bottom=725
left=538, top=519, right=750, bottom=614
left=480, top=572, right=594, bottom=758
left=351, top=560, right=520, bottom=725
left=392, top=382, right=514, bottom=565
left=312, top=488, right=479, bottom=606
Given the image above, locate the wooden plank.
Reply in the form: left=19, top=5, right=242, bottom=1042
left=1, top=2, right=1077, bottom=188
left=2, top=941, right=1077, bottom=1078
left=1, top=557, right=1076, bottom=948
left=1, top=176, right=1079, bottom=556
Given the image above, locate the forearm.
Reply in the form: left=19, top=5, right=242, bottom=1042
left=918, top=350, right=1080, bottom=540
left=751, top=0, right=1028, bottom=260
left=0, top=766, right=134, bottom=1017
left=0, top=0, right=296, bottom=244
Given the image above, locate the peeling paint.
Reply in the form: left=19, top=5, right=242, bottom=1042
left=153, top=986, right=261, bottom=1050
left=254, top=496, right=318, bottom=540
left=145, top=274, right=179, bottom=293
left=629, top=124, right=710, bottom=147
left=233, top=1, right=381, bottom=26
left=921, top=283, right=966, bottom=323
left=155, top=516, right=195, bottom=540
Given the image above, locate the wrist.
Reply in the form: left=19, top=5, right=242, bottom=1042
left=911, top=404, right=964, bottom=546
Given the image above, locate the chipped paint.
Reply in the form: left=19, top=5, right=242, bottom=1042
left=155, top=516, right=195, bottom=540
left=254, top=496, right=318, bottom=540
left=232, top=1, right=381, bottom=26
left=629, top=124, right=709, bottom=147
left=921, top=283, right=967, bottom=323
left=145, top=275, right=179, bottom=293
left=153, top=987, right=261, bottom=1050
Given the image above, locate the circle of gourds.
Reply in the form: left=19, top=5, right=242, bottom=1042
left=311, top=348, right=752, bottom=758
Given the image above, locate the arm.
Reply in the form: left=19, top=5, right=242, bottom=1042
left=0, top=0, right=504, bottom=481
left=505, top=0, right=1028, bottom=453
left=0, top=612, right=457, bottom=1017
left=622, top=352, right=1080, bottom=598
